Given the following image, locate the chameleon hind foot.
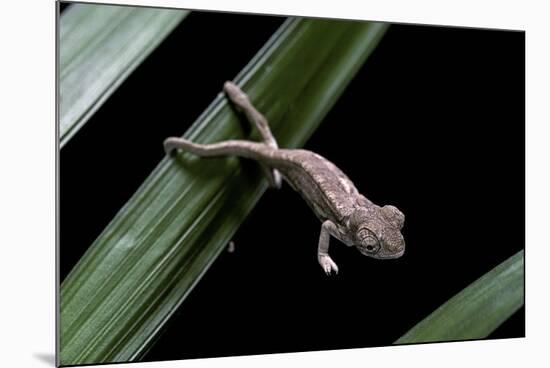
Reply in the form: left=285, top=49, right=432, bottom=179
left=223, top=81, right=278, bottom=149
left=223, top=81, right=282, bottom=189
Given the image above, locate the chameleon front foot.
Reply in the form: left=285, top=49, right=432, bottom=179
left=318, top=254, right=339, bottom=275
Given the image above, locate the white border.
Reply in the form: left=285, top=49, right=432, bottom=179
left=66, top=0, right=527, bottom=30
left=1, top=1, right=548, bottom=367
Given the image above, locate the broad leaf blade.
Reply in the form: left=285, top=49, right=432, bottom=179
left=59, top=4, right=189, bottom=147
left=395, top=250, right=524, bottom=344
left=60, top=17, right=389, bottom=365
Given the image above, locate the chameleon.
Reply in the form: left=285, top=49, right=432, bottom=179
left=164, top=81, right=406, bottom=275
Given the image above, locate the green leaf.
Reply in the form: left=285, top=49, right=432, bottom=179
left=60, top=17, right=388, bottom=365
left=59, top=4, right=189, bottom=147
left=395, top=250, right=524, bottom=344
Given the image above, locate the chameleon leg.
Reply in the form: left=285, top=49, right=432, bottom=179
left=258, top=162, right=282, bottom=189
left=223, top=81, right=282, bottom=189
left=318, top=220, right=339, bottom=275
left=223, top=81, right=278, bottom=148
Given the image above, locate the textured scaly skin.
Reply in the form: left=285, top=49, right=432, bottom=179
left=164, top=82, right=406, bottom=275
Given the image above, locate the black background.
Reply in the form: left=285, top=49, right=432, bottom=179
left=60, top=2, right=525, bottom=363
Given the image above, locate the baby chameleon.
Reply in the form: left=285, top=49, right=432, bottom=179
left=164, top=82, right=406, bottom=275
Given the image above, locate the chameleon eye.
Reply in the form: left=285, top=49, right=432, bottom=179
left=364, top=235, right=377, bottom=247
left=357, top=228, right=380, bottom=254
left=358, top=228, right=376, bottom=242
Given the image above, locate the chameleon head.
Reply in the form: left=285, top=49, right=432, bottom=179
left=351, top=205, right=405, bottom=259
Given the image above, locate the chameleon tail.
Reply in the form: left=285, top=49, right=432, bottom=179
left=164, top=137, right=273, bottom=159
left=163, top=138, right=282, bottom=188
left=163, top=137, right=282, bottom=186
left=164, top=82, right=284, bottom=188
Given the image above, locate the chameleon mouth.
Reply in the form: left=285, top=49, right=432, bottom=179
left=376, top=249, right=405, bottom=259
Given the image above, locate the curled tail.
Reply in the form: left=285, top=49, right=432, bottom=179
left=165, top=81, right=283, bottom=188
left=164, top=137, right=282, bottom=188
left=164, top=137, right=274, bottom=161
